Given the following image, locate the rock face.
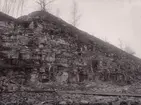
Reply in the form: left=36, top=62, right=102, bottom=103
left=1, top=11, right=141, bottom=104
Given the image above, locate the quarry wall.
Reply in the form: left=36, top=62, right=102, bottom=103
left=1, top=11, right=141, bottom=104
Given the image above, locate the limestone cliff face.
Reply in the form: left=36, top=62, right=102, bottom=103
left=1, top=11, right=141, bottom=93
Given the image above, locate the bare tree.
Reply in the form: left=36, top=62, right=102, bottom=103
left=118, top=38, right=124, bottom=50
left=55, top=8, right=60, bottom=17
left=16, top=0, right=25, bottom=16
left=118, top=39, right=135, bottom=55
left=70, top=0, right=81, bottom=27
left=36, top=0, right=56, bottom=12
left=124, top=45, right=135, bottom=55
left=0, top=0, right=26, bottom=17
left=102, top=36, right=109, bottom=43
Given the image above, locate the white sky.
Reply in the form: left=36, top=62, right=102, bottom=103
left=16, top=0, right=141, bottom=58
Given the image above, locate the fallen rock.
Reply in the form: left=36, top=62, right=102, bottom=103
left=59, top=101, right=67, bottom=105
left=67, top=99, right=73, bottom=104
left=80, top=100, right=89, bottom=105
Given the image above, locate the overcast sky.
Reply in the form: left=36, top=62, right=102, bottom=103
left=15, top=0, right=141, bottom=58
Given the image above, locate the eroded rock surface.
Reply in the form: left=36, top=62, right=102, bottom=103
left=1, top=11, right=141, bottom=104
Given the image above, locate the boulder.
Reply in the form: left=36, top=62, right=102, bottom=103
left=59, top=101, right=67, bottom=105
left=80, top=100, right=89, bottom=105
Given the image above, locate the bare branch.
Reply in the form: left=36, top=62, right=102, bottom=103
left=0, top=0, right=27, bottom=17
left=56, top=8, right=60, bottom=17
left=46, top=0, right=56, bottom=5
left=118, top=38, right=124, bottom=50
left=118, top=39, right=135, bottom=55
left=71, top=0, right=81, bottom=27
left=124, top=45, right=135, bottom=55
left=36, top=0, right=56, bottom=12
